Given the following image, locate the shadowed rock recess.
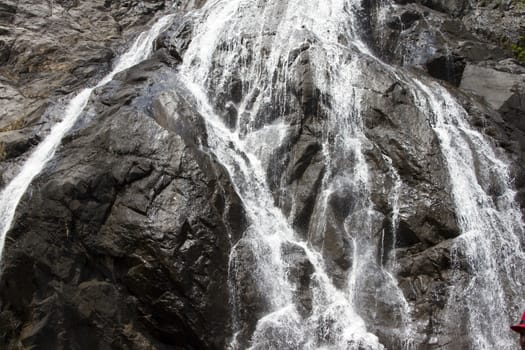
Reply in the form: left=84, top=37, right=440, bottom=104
left=0, top=0, right=524, bottom=349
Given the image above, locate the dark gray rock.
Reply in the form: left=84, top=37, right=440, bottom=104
left=370, top=0, right=523, bottom=87
left=1, top=0, right=525, bottom=349
left=0, top=53, right=246, bottom=349
left=0, top=130, right=40, bottom=161
left=228, top=237, right=270, bottom=349
left=425, top=55, right=466, bottom=86
left=0, top=0, right=180, bottom=187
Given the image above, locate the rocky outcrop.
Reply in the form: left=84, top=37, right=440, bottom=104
left=0, top=49, right=246, bottom=349
left=0, top=0, right=524, bottom=349
left=460, top=63, right=525, bottom=117
left=369, top=0, right=525, bottom=212
left=371, top=0, right=524, bottom=82
left=0, top=0, right=173, bottom=186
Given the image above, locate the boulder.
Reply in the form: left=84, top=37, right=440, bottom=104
left=460, top=64, right=525, bottom=113
left=0, top=53, right=246, bottom=349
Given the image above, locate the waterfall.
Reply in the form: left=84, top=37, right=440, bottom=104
left=179, top=0, right=415, bottom=348
left=0, top=14, right=176, bottom=262
left=410, top=79, right=525, bottom=349
left=179, top=0, right=523, bottom=348
left=0, top=0, right=522, bottom=348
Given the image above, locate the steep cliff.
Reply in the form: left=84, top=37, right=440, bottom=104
left=0, top=0, right=524, bottom=349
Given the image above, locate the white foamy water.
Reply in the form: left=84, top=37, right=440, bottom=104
left=179, top=0, right=524, bottom=348
left=410, top=78, right=525, bottom=349
left=179, top=0, right=415, bottom=348
left=0, top=14, right=175, bottom=261
left=1, top=0, right=522, bottom=348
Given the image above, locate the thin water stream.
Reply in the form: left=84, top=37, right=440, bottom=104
left=0, top=14, right=176, bottom=262
left=411, top=78, right=525, bottom=349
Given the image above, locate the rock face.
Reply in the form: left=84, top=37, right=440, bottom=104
left=0, top=0, right=173, bottom=186
left=0, top=51, right=246, bottom=349
left=369, top=0, right=525, bottom=212
left=0, top=0, right=524, bottom=349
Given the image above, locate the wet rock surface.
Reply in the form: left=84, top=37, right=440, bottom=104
left=0, top=0, right=174, bottom=187
left=0, top=0, right=524, bottom=349
left=369, top=0, right=525, bottom=212
left=0, top=50, right=246, bottom=349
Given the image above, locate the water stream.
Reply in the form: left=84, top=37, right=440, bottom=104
left=0, top=0, right=523, bottom=348
left=0, top=14, right=176, bottom=262
left=179, top=0, right=524, bottom=348
left=179, top=0, right=414, bottom=348
left=411, top=78, right=525, bottom=349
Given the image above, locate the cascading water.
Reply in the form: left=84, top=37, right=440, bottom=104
left=179, top=1, right=386, bottom=347
left=178, top=0, right=524, bottom=348
left=410, top=78, right=525, bottom=349
left=0, top=14, right=175, bottom=261
left=179, top=0, right=416, bottom=348
left=0, top=0, right=522, bottom=349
